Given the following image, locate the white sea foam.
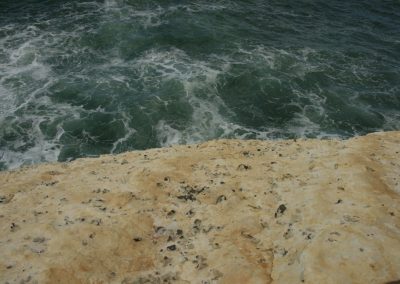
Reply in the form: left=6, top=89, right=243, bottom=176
left=0, top=19, right=83, bottom=169
left=129, top=48, right=243, bottom=146
left=139, top=48, right=286, bottom=145
left=101, top=0, right=230, bottom=29
left=110, top=112, right=137, bottom=153
left=130, top=45, right=354, bottom=146
left=0, top=85, right=14, bottom=117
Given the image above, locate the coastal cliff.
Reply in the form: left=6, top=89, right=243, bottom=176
left=1, top=131, right=400, bottom=283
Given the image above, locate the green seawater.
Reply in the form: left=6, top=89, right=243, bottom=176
left=0, top=0, right=399, bottom=169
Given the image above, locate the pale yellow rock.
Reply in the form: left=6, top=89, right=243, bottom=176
left=0, top=131, right=400, bottom=284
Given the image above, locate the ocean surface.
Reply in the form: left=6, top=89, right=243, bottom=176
left=0, top=0, right=399, bottom=170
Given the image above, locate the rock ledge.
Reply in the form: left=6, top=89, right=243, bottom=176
left=1, top=131, right=400, bottom=283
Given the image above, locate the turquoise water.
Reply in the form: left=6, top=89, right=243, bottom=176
left=1, top=0, right=399, bottom=169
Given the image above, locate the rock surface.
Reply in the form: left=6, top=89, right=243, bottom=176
left=1, top=131, right=400, bottom=284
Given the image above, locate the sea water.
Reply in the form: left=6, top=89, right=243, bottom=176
left=0, top=0, right=399, bottom=169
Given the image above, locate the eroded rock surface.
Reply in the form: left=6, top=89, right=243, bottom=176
left=1, top=131, right=400, bottom=283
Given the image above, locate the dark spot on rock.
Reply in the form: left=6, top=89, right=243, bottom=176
left=177, top=185, right=208, bottom=202
left=167, top=210, right=176, bottom=216
left=167, top=245, right=176, bottom=251
left=176, top=229, right=183, bottom=235
left=0, top=194, right=14, bottom=204
left=186, top=209, right=194, bottom=217
left=33, top=237, right=46, bottom=243
left=336, top=199, right=343, bottom=204
left=216, top=195, right=227, bottom=204
left=193, top=219, right=202, bottom=233
left=248, top=204, right=261, bottom=210
left=164, top=177, right=170, bottom=182
left=241, top=231, right=254, bottom=239
left=43, top=181, right=58, bottom=186
left=237, top=164, right=251, bottom=171
left=343, top=215, right=360, bottom=223
left=155, top=226, right=165, bottom=234
left=283, top=228, right=293, bottom=239
left=10, top=222, right=19, bottom=232
left=366, top=166, right=376, bottom=172
left=91, top=219, right=102, bottom=226
left=193, top=255, right=208, bottom=270
left=33, top=210, right=44, bottom=217
left=275, top=204, right=287, bottom=218
left=203, top=225, right=214, bottom=234
left=6, top=265, right=13, bottom=269
left=134, top=237, right=142, bottom=242
left=177, top=194, right=196, bottom=202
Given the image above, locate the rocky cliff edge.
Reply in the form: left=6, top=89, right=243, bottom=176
left=1, top=131, right=400, bottom=283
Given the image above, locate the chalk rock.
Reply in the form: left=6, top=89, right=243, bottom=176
left=1, top=131, right=400, bottom=283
